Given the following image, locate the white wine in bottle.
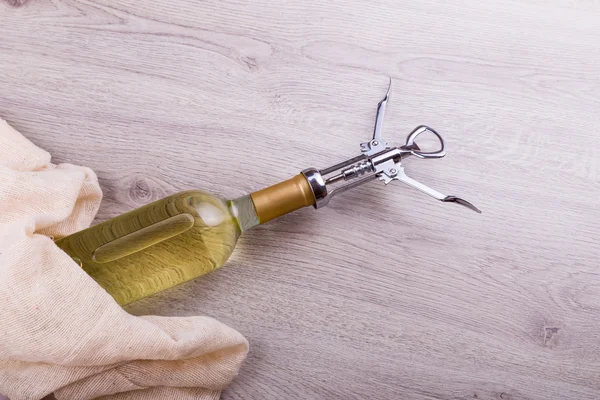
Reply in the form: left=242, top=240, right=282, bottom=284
left=56, top=85, right=480, bottom=305
left=55, top=176, right=312, bottom=305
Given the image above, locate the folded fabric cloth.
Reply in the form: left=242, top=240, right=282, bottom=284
left=0, top=120, right=248, bottom=400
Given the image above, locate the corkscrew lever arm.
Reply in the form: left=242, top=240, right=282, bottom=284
left=393, top=165, right=482, bottom=213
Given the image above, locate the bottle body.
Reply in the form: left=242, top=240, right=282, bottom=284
left=56, top=191, right=258, bottom=305
left=56, top=173, right=316, bottom=305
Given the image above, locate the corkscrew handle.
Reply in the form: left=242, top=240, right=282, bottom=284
left=300, top=79, right=481, bottom=213
left=402, top=125, right=445, bottom=159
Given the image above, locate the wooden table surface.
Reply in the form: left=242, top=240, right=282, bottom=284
left=2, top=0, right=599, bottom=399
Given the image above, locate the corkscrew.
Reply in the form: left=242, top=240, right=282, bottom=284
left=300, top=79, right=481, bottom=213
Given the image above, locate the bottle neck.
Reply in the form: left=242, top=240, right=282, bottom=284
left=249, top=174, right=316, bottom=225
left=228, top=195, right=260, bottom=233
left=229, top=174, right=317, bottom=233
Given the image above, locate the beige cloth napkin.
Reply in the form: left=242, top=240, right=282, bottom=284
left=0, top=120, right=249, bottom=400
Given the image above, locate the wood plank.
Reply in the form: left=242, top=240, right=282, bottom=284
left=1, top=0, right=599, bottom=398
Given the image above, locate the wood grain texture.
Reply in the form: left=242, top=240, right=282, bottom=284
left=1, top=0, right=599, bottom=399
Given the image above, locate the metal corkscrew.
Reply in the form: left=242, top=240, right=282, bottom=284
left=300, top=79, right=481, bottom=213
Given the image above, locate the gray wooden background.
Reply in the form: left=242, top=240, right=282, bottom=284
left=1, top=0, right=599, bottom=399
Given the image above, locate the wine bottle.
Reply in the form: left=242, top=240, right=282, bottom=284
left=55, top=84, right=480, bottom=305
